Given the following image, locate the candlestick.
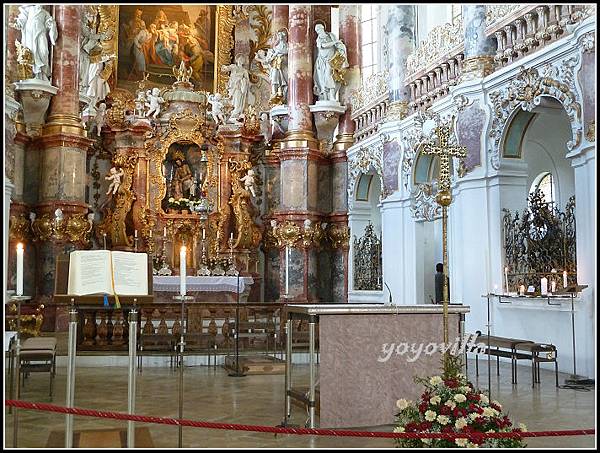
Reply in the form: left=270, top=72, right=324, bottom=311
left=285, top=245, right=290, bottom=296
left=180, top=246, right=187, bottom=296
left=504, top=266, right=509, bottom=295
left=103, top=233, right=107, bottom=250
left=540, top=277, right=548, bottom=296
left=16, top=243, right=24, bottom=296
left=563, top=270, right=568, bottom=288
left=230, top=232, right=233, bottom=241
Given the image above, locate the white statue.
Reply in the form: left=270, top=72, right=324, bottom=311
left=145, top=87, right=165, bottom=119
left=259, top=112, right=271, bottom=143
left=313, top=23, right=348, bottom=102
left=86, top=53, right=116, bottom=106
left=54, top=208, right=64, bottom=222
left=134, top=90, right=147, bottom=117
left=29, top=211, right=36, bottom=227
left=80, top=10, right=107, bottom=94
left=240, top=168, right=257, bottom=197
left=207, top=93, right=226, bottom=124
left=105, top=167, right=124, bottom=195
left=255, top=30, right=288, bottom=102
left=93, top=102, right=107, bottom=136
left=221, top=54, right=250, bottom=121
left=13, top=5, right=58, bottom=81
left=304, top=219, right=311, bottom=230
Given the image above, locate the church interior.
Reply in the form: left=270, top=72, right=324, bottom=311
left=3, top=3, right=597, bottom=449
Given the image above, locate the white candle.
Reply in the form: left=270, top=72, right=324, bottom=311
left=180, top=246, right=187, bottom=296
left=519, top=285, right=525, bottom=296
left=504, top=266, right=509, bottom=295
left=149, top=230, right=152, bottom=238
left=540, top=277, right=548, bottom=296
left=563, top=270, right=568, bottom=288
left=202, top=228, right=206, bottom=240
left=103, top=233, right=107, bottom=250
left=163, top=226, right=167, bottom=237
left=551, top=280, right=557, bottom=293
left=285, top=245, right=290, bottom=296
left=16, top=243, right=24, bottom=296
left=135, top=229, right=138, bottom=238
left=230, top=232, right=234, bottom=241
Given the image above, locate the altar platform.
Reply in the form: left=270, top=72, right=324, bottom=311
left=284, top=303, right=471, bottom=428
left=152, top=275, right=255, bottom=303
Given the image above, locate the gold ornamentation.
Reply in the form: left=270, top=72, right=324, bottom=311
left=405, top=19, right=464, bottom=78
left=173, top=61, right=193, bottom=83
left=248, top=5, right=272, bottom=83
left=215, top=5, right=236, bottom=96
left=241, top=105, right=261, bottom=136
left=9, top=214, right=31, bottom=243
left=96, top=6, right=118, bottom=88
left=485, top=5, right=527, bottom=27
left=350, top=70, right=389, bottom=114
left=300, top=221, right=327, bottom=249
left=348, top=142, right=385, bottom=210
left=330, top=50, right=348, bottom=86
left=105, top=88, right=135, bottom=129
left=327, top=223, right=350, bottom=249
left=228, top=159, right=261, bottom=249
left=15, top=40, right=34, bottom=80
left=585, top=120, right=595, bottom=142
left=422, top=123, right=467, bottom=193
left=7, top=303, right=45, bottom=337
left=272, top=220, right=301, bottom=248
left=461, top=56, right=495, bottom=80
left=31, top=212, right=92, bottom=244
left=386, top=101, right=409, bottom=122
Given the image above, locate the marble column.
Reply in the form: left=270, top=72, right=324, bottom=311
left=386, top=5, right=416, bottom=117
left=285, top=5, right=316, bottom=145
left=271, top=5, right=289, bottom=35
left=35, top=5, right=92, bottom=331
left=335, top=4, right=361, bottom=151
left=313, top=5, right=331, bottom=32
left=462, top=5, right=496, bottom=79
left=6, top=5, right=20, bottom=83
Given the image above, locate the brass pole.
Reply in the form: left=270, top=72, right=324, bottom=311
left=442, top=205, right=449, bottom=346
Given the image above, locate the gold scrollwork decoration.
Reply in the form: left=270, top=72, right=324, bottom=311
left=9, top=214, right=31, bottom=243
left=327, top=223, right=350, bottom=250
left=215, top=5, right=236, bottom=96
left=228, top=159, right=262, bottom=250
left=31, top=213, right=92, bottom=244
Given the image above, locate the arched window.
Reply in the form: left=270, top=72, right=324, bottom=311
left=529, top=172, right=556, bottom=206
left=360, top=5, right=378, bottom=81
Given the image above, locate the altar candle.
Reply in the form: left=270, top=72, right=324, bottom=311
left=16, top=243, right=24, bottom=296
left=285, top=246, right=290, bottom=296
left=563, top=270, right=568, bottom=288
left=163, top=226, right=167, bottom=237
left=551, top=280, right=557, bottom=293
left=149, top=230, right=153, bottom=238
left=230, top=232, right=234, bottom=241
left=135, top=229, right=138, bottom=238
left=103, top=233, right=107, bottom=250
left=504, top=266, right=509, bottom=294
left=540, top=277, right=548, bottom=296
left=180, top=246, right=187, bottom=296
left=202, top=228, right=206, bottom=240
left=519, top=285, right=525, bottom=296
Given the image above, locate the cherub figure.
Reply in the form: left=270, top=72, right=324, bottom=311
left=105, top=167, right=124, bottom=195
left=240, top=168, right=256, bottom=197
left=145, top=87, right=164, bottom=118
left=134, top=90, right=147, bottom=117
left=207, top=93, right=226, bottom=124
left=94, top=102, right=106, bottom=136
left=259, top=112, right=271, bottom=143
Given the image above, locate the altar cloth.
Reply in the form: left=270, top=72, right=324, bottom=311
left=152, top=276, right=254, bottom=294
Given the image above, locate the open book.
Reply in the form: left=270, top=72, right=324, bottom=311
left=67, top=250, right=148, bottom=296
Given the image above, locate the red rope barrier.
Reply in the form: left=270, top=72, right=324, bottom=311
left=5, top=400, right=595, bottom=440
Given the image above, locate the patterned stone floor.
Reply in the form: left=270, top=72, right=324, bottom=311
left=4, top=359, right=595, bottom=448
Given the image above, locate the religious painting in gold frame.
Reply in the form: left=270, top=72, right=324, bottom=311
left=115, top=5, right=234, bottom=93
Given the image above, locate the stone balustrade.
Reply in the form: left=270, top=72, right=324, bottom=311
left=349, top=71, right=390, bottom=143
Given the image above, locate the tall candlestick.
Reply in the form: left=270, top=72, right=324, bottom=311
left=540, top=277, right=548, bottom=296
left=563, top=270, right=568, bottom=288
left=180, top=246, right=187, bottom=296
left=504, top=266, right=509, bottom=295
left=16, top=243, right=24, bottom=296
left=285, top=245, right=290, bottom=296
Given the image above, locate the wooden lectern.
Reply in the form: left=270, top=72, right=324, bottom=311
left=53, top=254, right=155, bottom=306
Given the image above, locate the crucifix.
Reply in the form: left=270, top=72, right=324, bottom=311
left=422, top=124, right=466, bottom=371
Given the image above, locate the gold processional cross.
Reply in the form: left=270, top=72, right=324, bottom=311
left=422, top=124, right=467, bottom=366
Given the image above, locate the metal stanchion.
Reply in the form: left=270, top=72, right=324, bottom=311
left=65, top=301, right=78, bottom=448
left=486, top=294, right=492, bottom=398
left=228, top=275, right=245, bottom=377
left=11, top=296, right=27, bottom=447
left=173, top=295, right=192, bottom=448
left=284, top=318, right=292, bottom=424
left=127, top=304, right=138, bottom=448
left=308, top=316, right=316, bottom=429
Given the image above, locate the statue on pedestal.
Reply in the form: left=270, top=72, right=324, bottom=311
left=145, top=87, right=165, bottom=118
left=221, top=54, right=250, bottom=121
left=255, top=29, right=288, bottom=105
left=313, top=23, right=348, bottom=103
left=240, top=168, right=257, bottom=197
left=207, top=93, right=227, bottom=124
left=105, top=167, right=124, bottom=195
left=13, top=4, right=58, bottom=81
left=86, top=52, right=116, bottom=106
left=80, top=9, right=108, bottom=95
left=170, top=151, right=194, bottom=199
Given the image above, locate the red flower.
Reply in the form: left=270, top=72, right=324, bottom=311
left=490, top=402, right=501, bottom=411
left=405, top=422, right=418, bottom=432
left=442, top=425, right=454, bottom=433
left=444, top=379, right=459, bottom=388
left=468, top=393, right=480, bottom=402
left=440, top=405, right=451, bottom=416
left=418, top=402, right=429, bottom=413
left=420, top=421, right=433, bottom=431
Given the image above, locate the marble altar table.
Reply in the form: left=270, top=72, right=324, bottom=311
left=284, top=304, right=470, bottom=428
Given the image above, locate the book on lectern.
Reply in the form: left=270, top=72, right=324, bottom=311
left=67, top=250, right=148, bottom=296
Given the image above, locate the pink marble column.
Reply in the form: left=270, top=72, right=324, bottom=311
left=45, top=4, right=84, bottom=134
left=286, top=5, right=314, bottom=140
left=336, top=5, right=361, bottom=147
left=271, top=5, right=289, bottom=35
left=313, top=5, right=331, bottom=32
left=6, top=5, right=21, bottom=82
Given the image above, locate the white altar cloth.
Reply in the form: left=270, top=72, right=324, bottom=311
left=152, top=276, right=254, bottom=294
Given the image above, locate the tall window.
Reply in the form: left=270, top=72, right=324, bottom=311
left=530, top=172, right=556, bottom=207
left=360, top=5, right=378, bottom=81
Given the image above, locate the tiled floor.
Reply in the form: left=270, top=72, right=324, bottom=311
left=4, top=359, right=596, bottom=448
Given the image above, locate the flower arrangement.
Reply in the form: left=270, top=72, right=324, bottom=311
left=168, top=197, right=190, bottom=210
left=394, top=370, right=527, bottom=448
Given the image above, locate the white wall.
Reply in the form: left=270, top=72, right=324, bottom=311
left=415, top=4, right=453, bottom=45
